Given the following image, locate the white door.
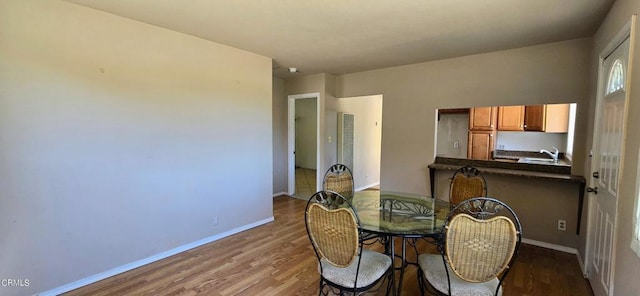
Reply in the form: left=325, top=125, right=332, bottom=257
left=587, top=35, right=630, bottom=296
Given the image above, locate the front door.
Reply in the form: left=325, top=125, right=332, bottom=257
left=587, top=35, right=631, bottom=296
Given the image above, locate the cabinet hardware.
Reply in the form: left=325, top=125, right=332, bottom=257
left=592, top=171, right=599, bottom=179
left=586, top=186, right=598, bottom=194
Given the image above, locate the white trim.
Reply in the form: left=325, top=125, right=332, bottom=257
left=287, top=93, right=321, bottom=196
left=576, top=251, right=588, bottom=277
left=631, top=238, right=640, bottom=258
left=36, top=217, right=275, bottom=296
left=632, top=148, right=640, bottom=258
left=521, top=239, right=587, bottom=278
left=522, top=238, right=577, bottom=254
left=355, top=182, right=380, bottom=192
left=273, top=192, right=288, bottom=197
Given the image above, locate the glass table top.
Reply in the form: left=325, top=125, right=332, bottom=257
left=351, top=191, right=450, bottom=237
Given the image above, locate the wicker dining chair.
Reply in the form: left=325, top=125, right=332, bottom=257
left=449, top=165, right=487, bottom=205
left=322, top=164, right=354, bottom=200
left=417, top=197, right=522, bottom=296
left=305, top=190, right=393, bottom=295
left=322, top=164, right=384, bottom=244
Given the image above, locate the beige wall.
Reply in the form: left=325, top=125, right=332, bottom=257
left=283, top=73, right=334, bottom=192
left=591, top=0, right=640, bottom=294
left=336, top=95, right=383, bottom=190
left=324, top=74, right=339, bottom=168
left=0, top=1, right=272, bottom=295
left=272, top=78, right=287, bottom=194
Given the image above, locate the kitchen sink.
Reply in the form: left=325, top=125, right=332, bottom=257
left=517, top=157, right=556, bottom=164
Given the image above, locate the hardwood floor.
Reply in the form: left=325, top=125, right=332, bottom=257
left=65, top=195, right=593, bottom=295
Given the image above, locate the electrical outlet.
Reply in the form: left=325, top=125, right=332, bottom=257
left=498, top=145, right=505, bottom=150
left=212, top=216, right=219, bottom=226
left=558, top=219, right=566, bottom=231
left=453, top=141, right=459, bottom=148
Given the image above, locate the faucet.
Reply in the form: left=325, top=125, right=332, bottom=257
left=540, top=147, right=560, bottom=163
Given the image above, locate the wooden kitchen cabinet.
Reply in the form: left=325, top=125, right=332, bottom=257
left=524, top=104, right=570, bottom=132
left=467, top=130, right=495, bottom=160
left=469, top=107, right=497, bottom=131
left=524, top=105, right=545, bottom=131
left=468, top=107, right=497, bottom=159
left=497, top=105, right=525, bottom=131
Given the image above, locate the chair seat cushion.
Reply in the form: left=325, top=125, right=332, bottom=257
left=320, top=248, right=391, bottom=289
left=418, top=253, right=502, bottom=296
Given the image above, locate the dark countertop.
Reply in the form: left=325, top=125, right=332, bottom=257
left=429, top=157, right=584, bottom=184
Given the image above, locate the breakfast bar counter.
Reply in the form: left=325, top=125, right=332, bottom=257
left=428, top=157, right=586, bottom=234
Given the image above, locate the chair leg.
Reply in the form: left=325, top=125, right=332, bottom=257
left=386, top=268, right=393, bottom=295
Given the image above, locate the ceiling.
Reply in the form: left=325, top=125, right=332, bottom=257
left=65, top=0, right=614, bottom=78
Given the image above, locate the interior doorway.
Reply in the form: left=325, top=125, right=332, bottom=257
left=288, top=93, right=321, bottom=198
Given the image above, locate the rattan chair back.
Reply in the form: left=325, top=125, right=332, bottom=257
left=417, top=197, right=521, bottom=296
left=442, top=197, right=522, bottom=295
left=445, top=213, right=518, bottom=283
left=323, top=164, right=354, bottom=200
left=305, top=191, right=393, bottom=294
left=449, top=166, right=487, bottom=205
left=306, top=202, right=359, bottom=267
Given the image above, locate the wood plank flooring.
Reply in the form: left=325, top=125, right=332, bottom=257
left=65, top=195, right=593, bottom=295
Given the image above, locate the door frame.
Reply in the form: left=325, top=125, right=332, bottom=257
left=584, top=17, right=634, bottom=289
left=288, top=92, right=321, bottom=195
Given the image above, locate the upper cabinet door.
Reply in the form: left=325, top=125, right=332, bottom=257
left=497, top=106, right=525, bottom=131
left=469, top=107, right=497, bottom=131
left=543, top=104, right=570, bottom=133
left=524, top=105, right=545, bottom=131
left=523, top=104, right=570, bottom=132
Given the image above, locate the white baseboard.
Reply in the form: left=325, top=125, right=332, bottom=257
left=356, top=182, right=380, bottom=192
left=37, top=217, right=275, bottom=296
left=576, top=251, right=588, bottom=277
left=522, top=238, right=577, bottom=254
left=273, top=192, right=288, bottom=197
left=522, top=239, right=588, bottom=277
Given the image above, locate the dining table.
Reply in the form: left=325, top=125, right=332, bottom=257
left=350, top=190, right=451, bottom=295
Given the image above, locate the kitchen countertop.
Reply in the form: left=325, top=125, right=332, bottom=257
left=431, top=156, right=575, bottom=176
left=428, top=161, right=582, bottom=183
